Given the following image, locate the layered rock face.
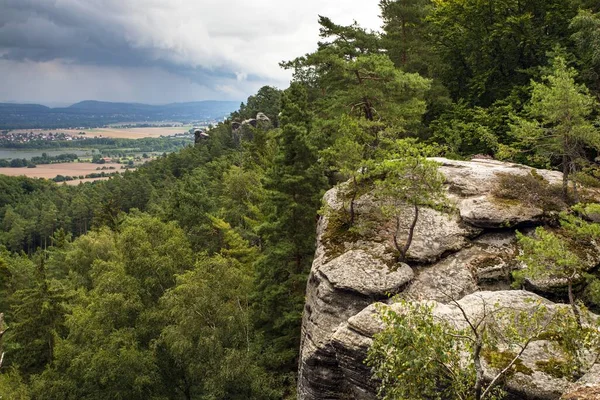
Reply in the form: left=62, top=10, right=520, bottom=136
left=297, top=158, right=600, bottom=400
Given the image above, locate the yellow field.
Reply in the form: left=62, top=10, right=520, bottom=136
left=80, top=127, right=190, bottom=138
left=0, top=162, right=128, bottom=179
left=9, top=126, right=191, bottom=139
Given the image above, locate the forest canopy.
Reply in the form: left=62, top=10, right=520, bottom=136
left=1, top=0, right=600, bottom=399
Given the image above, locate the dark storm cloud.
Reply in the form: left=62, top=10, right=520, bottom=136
left=0, top=0, right=236, bottom=83
left=0, top=0, right=381, bottom=103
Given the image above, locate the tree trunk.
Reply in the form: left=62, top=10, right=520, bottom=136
left=393, top=214, right=401, bottom=257
left=401, top=16, right=407, bottom=66
left=398, top=203, right=419, bottom=262
left=0, top=313, right=6, bottom=369
left=571, top=163, right=579, bottom=204
left=562, top=154, right=569, bottom=202
left=349, top=175, right=358, bottom=226
left=473, top=336, right=484, bottom=400
left=568, top=280, right=582, bottom=328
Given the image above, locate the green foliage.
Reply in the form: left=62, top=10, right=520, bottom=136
left=0, top=368, right=31, bottom=400
left=319, top=115, right=379, bottom=225
left=380, top=0, right=433, bottom=75
left=507, top=56, right=600, bottom=199
left=583, top=277, right=600, bottom=308
left=571, top=10, right=600, bottom=95
left=560, top=209, right=600, bottom=242
left=117, top=214, right=194, bottom=304
left=233, top=86, right=283, bottom=127
left=572, top=202, right=600, bottom=222
left=5, top=257, right=66, bottom=377
left=283, top=16, right=430, bottom=133
left=430, top=103, right=504, bottom=157
left=368, top=302, right=474, bottom=400
left=4, top=3, right=600, bottom=397
left=253, top=83, right=327, bottom=379
left=157, top=253, right=279, bottom=400
left=426, top=0, right=582, bottom=106
left=368, top=297, right=598, bottom=400
left=514, top=228, right=584, bottom=287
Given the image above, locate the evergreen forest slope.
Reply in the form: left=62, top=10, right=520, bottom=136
left=1, top=1, right=600, bottom=399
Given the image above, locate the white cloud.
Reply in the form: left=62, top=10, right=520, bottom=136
left=0, top=0, right=383, bottom=103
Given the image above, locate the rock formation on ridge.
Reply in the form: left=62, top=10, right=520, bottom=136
left=297, top=158, right=600, bottom=400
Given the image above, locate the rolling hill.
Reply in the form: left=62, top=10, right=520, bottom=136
left=0, top=100, right=240, bottom=129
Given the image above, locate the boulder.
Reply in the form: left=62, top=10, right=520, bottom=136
left=322, top=185, right=480, bottom=265
left=431, top=158, right=565, bottom=228
left=193, top=128, right=209, bottom=144
left=298, top=200, right=415, bottom=399
left=319, top=250, right=413, bottom=297
left=255, top=112, right=273, bottom=129
left=402, top=231, right=518, bottom=301
left=333, top=291, right=588, bottom=400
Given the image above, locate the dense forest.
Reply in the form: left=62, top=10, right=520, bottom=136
left=1, top=0, right=600, bottom=398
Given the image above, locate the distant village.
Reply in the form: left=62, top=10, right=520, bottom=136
left=0, top=130, right=88, bottom=143
left=0, top=128, right=195, bottom=144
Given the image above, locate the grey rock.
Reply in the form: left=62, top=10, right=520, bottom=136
left=431, top=158, right=564, bottom=228
left=298, top=159, right=600, bottom=400
left=402, top=231, right=517, bottom=302
left=320, top=250, right=413, bottom=297
left=193, top=128, right=209, bottom=144
left=458, top=195, right=545, bottom=228
left=256, top=112, right=271, bottom=122
left=321, top=185, right=479, bottom=265
left=333, top=291, right=587, bottom=400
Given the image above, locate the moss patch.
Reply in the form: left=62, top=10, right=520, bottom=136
left=482, top=349, right=533, bottom=376
left=321, top=207, right=363, bottom=261
left=492, top=171, right=566, bottom=212
left=535, top=358, right=572, bottom=379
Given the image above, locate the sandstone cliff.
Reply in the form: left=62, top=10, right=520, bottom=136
left=297, top=158, right=600, bottom=400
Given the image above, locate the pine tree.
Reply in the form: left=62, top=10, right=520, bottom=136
left=509, top=56, right=599, bottom=200
left=379, top=0, right=432, bottom=74
left=6, top=256, right=65, bottom=376
left=253, top=83, right=327, bottom=377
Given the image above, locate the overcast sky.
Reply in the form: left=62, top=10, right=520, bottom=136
left=0, top=0, right=382, bottom=106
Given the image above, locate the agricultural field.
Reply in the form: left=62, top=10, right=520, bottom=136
left=78, top=126, right=191, bottom=138
left=8, top=126, right=192, bottom=139
left=0, top=162, right=128, bottom=179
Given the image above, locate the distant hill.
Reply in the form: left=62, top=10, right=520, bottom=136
left=0, top=103, right=51, bottom=113
left=0, top=100, right=240, bottom=129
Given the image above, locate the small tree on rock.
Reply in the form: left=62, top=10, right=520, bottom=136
left=508, top=56, right=600, bottom=201
left=374, top=139, right=446, bottom=262
left=515, top=210, right=600, bottom=327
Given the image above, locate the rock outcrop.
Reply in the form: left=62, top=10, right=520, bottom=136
left=193, top=127, right=209, bottom=144
left=232, top=112, right=273, bottom=144
left=297, top=158, right=600, bottom=400
left=332, top=291, right=586, bottom=400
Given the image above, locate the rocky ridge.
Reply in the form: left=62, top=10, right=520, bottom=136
left=297, top=158, right=600, bottom=400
